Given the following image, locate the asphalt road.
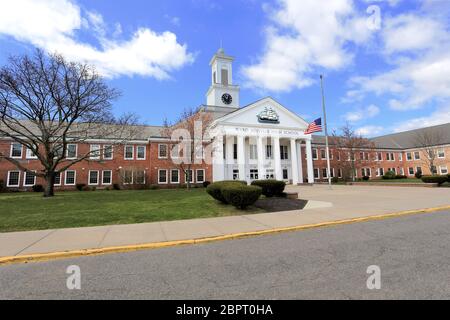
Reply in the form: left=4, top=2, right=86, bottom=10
left=1, top=210, right=450, bottom=299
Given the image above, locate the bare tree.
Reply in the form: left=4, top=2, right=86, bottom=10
left=0, top=50, right=139, bottom=197
left=414, top=128, right=444, bottom=175
left=331, top=123, right=377, bottom=181
left=163, top=107, right=213, bottom=189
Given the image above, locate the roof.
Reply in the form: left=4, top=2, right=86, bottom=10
left=312, top=123, right=450, bottom=149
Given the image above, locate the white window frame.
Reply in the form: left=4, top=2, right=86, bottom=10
left=408, top=167, right=414, bottom=176
left=313, top=168, right=320, bottom=179
left=88, top=170, right=99, bottom=186
left=123, top=170, right=133, bottom=184
left=158, top=144, right=168, bottom=159
left=136, top=145, right=146, bottom=160
left=250, top=169, right=259, bottom=180
left=170, top=169, right=180, bottom=184
left=185, top=169, right=194, bottom=183
left=439, top=166, right=448, bottom=175
left=437, top=149, right=445, bottom=159
left=399, top=167, right=404, bottom=176
left=10, top=143, right=23, bottom=159
left=24, top=171, right=37, bottom=187
left=7, top=170, right=21, bottom=187
left=103, top=145, right=113, bottom=160
left=337, top=168, right=342, bottom=178
left=102, top=170, right=112, bottom=185
left=322, top=168, right=328, bottom=178
left=65, top=170, right=76, bottom=186
left=312, top=148, right=318, bottom=160
left=406, top=152, right=412, bottom=161
left=398, top=153, right=403, bottom=161
left=135, top=170, right=146, bottom=185
left=66, top=144, right=78, bottom=159
left=54, top=172, right=62, bottom=186
left=158, top=169, right=168, bottom=184
left=414, top=151, right=420, bottom=160
left=196, top=169, right=205, bottom=183
left=249, top=144, right=257, bottom=160
left=124, top=145, right=134, bottom=160
left=26, top=147, right=38, bottom=159
left=90, top=144, right=101, bottom=160
left=416, top=166, right=422, bottom=174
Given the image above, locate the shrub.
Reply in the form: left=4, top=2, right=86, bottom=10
left=415, top=171, right=423, bottom=179
left=395, top=175, right=407, bottom=179
left=32, top=184, right=44, bottom=192
left=250, top=180, right=285, bottom=197
left=382, top=171, right=396, bottom=180
left=203, top=181, right=211, bottom=188
left=221, top=184, right=262, bottom=209
left=113, top=184, right=121, bottom=190
left=206, top=181, right=244, bottom=204
left=362, top=176, right=370, bottom=181
left=76, top=183, right=86, bottom=191
left=331, top=177, right=339, bottom=184
left=421, top=175, right=448, bottom=186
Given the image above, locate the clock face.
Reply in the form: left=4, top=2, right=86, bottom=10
left=221, top=93, right=232, bottom=105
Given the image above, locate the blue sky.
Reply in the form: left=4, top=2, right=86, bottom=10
left=0, top=0, right=449, bottom=136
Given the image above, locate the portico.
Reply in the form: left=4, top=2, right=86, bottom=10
left=210, top=97, right=314, bottom=185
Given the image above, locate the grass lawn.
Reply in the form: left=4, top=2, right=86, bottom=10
left=0, top=189, right=264, bottom=233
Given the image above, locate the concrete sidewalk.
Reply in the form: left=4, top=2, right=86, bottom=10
left=1, top=185, right=450, bottom=259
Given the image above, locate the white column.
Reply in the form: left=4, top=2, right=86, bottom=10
left=237, top=135, right=246, bottom=182
left=257, top=136, right=265, bottom=180
left=273, top=136, right=282, bottom=180
left=297, top=141, right=304, bottom=183
left=212, top=135, right=224, bottom=182
left=225, top=135, right=234, bottom=180
left=290, top=138, right=299, bottom=185
left=305, top=139, right=314, bottom=183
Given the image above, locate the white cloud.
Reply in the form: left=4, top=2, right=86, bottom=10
left=0, top=0, right=194, bottom=79
left=344, top=104, right=379, bottom=122
left=242, top=0, right=373, bottom=92
left=355, top=125, right=384, bottom=137
left=392, top=105, right=450, bottom=132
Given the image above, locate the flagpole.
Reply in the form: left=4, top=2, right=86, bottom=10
left=320, top=74, right=332, bottom=188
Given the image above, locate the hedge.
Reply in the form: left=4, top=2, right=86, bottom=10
left=421, top=175, right=448, bottom=185
left=221, top=184, right=262, bottom=209
left=206, top=180, right=246, bottom=204
left=250, top=179, right=285, bottom=197
left=382, top=170, right=396, bottom=180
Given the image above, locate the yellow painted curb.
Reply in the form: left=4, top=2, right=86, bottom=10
left=1, top=205, right=450, bottom=266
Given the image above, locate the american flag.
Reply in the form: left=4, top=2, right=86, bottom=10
left=304, top=118, right=322, bottom=134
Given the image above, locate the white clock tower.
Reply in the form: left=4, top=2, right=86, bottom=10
left=206, top=48, right=240, bottom=108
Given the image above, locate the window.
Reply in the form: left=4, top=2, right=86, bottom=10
left=322, top=168, right=328, bottom=178
left=265, top=145, right=272, bottom=159
left=54, top=145, right=64, bottom=159
left=414, top=151, right=420, bottom=160
left=24, top=171, right=36, bottom=186
left=282, top=168, right=288, bottom=180
left=158, top=170, right=168, bottom=184
left=249, top=144, right=257, bottom=160
left=280, top=145, right=288, bottom=160
left=10, top=143, right=22, bottom=158
left=338, top=168, right=342, bottom=178
left=416, top=167, right=422, bottom=174
left=7, top=171, right=20, bottom=187
left=312, top=148, right=318, bottom=160
left=399, top=167, right=404, bottom=175
left=379, top=168, right=384, bottom=176
left=336, top=152, right=341, bottom=161
left=440, top=166, right=448, bottom=175
left=377, top=152, right=382, bottom=161
left=196, top=169, right=205, bottom=183
left=330, top=168, right=335, bottom=178
left=233, top=169, right=239, bottom=180
left=386, top=152, right=395, bottom=161
left=406, top=152, right=412, bottom=161
left=65, top=170, right=76, bottom=185
left=438, top=149, right=445, bottom=158
left=361, top=168, right=366, bottom=177
left=387, top=168, right=396, bottom=174
left=314, top=168, right=319, bottom=179
left=221, top=68, right=228, bottom=86
left=250, top=169, right=259, bottom=180
left=136, top=145, right=146, bottom=160
left=54, top=172, right=61, bottom=186
left=26, top=147, right=38, bottom=159
left=321, top=149, right=327, bottom=160
left=360, top=152, right=364, bottom=160
left=66, top=144, right=77, bottom=159
left=185, top=169, right=194, bottom=183
left=265, top=169, right=274, bottom=179
left=89, top=170, right=99, bottom=185
left=158, top=144, right=168, bottom=159
left=171, top=169, right=180, bottom=184
left=431, top=165, right=437, bottom=174
left=234, top=144, right=238, bottom=160
left=408, top=167, right=414, bottom=176
left=103, top=145, right=113, bottom=160
left=135, top=170, right=146, bottom=184
left=102, top=170, right=112, bottom=185
left=398, top=153, right=403, bottom=161
left=123, top=170, right=133, bottom=184
left=171, top=144, right=180, bottom=159
left=90, top=145, right=100, bottom=160
left=124, top=145, right=134, bottom=160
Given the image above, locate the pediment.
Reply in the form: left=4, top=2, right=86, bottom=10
left=215, top=97, right=309, bottom=129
